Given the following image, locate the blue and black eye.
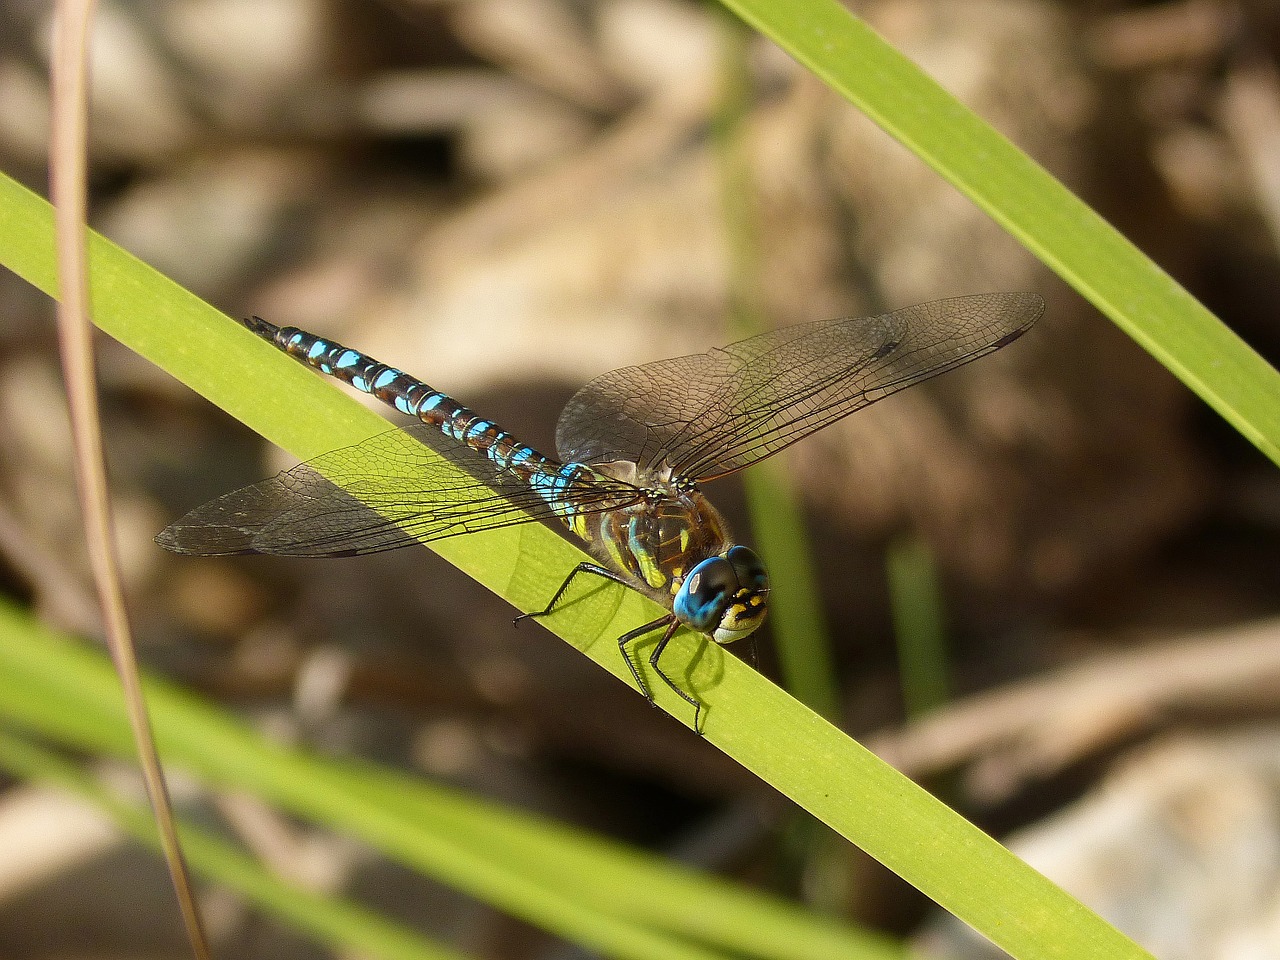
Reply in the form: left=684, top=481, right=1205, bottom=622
left=674, top=556, right=735, bottom=631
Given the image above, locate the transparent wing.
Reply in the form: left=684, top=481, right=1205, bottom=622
left=157, top=425, right=642, bottom=557
left=555, top=293, right=1042, bottom=482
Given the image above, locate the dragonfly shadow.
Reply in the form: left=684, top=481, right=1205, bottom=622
left=678, top=633, right=723, bottom=701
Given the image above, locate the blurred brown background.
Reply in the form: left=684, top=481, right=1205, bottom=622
left=1, top=0, right=1279, bottom=957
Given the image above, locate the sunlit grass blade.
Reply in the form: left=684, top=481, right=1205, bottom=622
left=719, top=0, right=1280, bottom=466
left=0, top=730, right=471, bottom=960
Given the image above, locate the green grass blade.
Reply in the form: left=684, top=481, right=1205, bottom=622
left=741, top=467, right=842, bottom=718
left=886, top=536, right=950, bottom=719
left=0, top=730, right=472, bottom=960
left=710, top=11, right=841, bottom=720
left=718, top=0, right=1280, bottom=465
left=0, top=597, right=899, bottom=960
left=332, top=765, right=900, bottom=960
left=1, top=166, right=1151, bottom=958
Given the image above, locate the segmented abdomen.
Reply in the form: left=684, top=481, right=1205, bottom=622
left=243, top=316, right=594, bottom=524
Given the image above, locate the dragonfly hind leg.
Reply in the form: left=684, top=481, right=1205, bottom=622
left=517, top=563, right=706, bottom=733
left=615, top=616, right=705, bottom=734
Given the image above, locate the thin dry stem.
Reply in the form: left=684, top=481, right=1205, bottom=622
left=49, top=2, right=212, bottom=957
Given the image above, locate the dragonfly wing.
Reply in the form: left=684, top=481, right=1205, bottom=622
left=555, top=293, right=1042, bottom=482
left=158, top=425, right=641, bottom=557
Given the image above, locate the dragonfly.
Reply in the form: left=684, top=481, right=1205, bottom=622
left=158, top=293, right=1042, bottom=730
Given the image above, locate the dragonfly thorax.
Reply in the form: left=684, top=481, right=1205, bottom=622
left=575, top=483, right=768, bottom=642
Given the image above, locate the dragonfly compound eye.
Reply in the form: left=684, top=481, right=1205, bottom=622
left=726, top=545, right=768, bottom=595
left=673, top=557, right=735, bottom=633
left=674, top=550, right=769, bottom=643
left=715, top=545, right=769, bottom=644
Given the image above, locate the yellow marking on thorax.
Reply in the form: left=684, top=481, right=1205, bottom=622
left=568, top=512, right=592, bottom=541
left=627, top=515, right=667, bottom=589
left=601, top=534, right=631, bottom=577
left=668, top=568, right=685, bottom=596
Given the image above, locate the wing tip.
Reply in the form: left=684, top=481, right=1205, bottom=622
left=154, top=522, right=256, bottom=556
left=996, top=292, right=1045, bottom=345
left=1010, top=289, right=1046, bottom=318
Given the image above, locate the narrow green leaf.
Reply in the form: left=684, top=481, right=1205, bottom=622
left=718, top=0, right=1280, bottom=465
left=887, top=536, right=950, bottom=719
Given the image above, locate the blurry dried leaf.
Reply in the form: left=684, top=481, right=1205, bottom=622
left=56, top=2, right=196, bottom=161
left=873, top=617, right=1280, bottom=792
left=1151, top=126, right=1240, bottom=222
left=450, top=0, right=622, bottom=110
left=919, top=730, right=1280, bottom=960
left=0, top=786, right=123, bottom=902
left=597, top=0, right=718, bottom=95
left=97, top=149, right=334, bottom=295
left=1221, top=60, right=1280, bottom=254
left=161, top=0, right=329, bottom=107
left=0, top=62, right=52, bottom=163
left=1090, top=0, right=1238, bottom=72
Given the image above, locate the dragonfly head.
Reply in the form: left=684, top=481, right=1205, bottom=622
left=673, top=545, right=769, bottom=644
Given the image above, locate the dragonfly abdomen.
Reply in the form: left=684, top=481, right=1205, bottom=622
left=249, top=317, right=472, bottom=426
left=242, top=316, right=602, bottom=526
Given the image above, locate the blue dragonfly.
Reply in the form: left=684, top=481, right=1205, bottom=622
left=158, top=293, right=1042, bottom=729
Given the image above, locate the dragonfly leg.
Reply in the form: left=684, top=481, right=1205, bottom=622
left=649, top=619, right=705, bottom=734
left=520, top=567, right=704, bottom=733
left=615, top=614, right=676, bottom=705
left=514, top=562, right=630, bottom=625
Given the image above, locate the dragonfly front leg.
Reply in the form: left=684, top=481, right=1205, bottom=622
left=614, top=614, right=675, bottom=705
left=518, top=566, right=705, bottom=733
left=513, top=561, right=631, bottom=626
